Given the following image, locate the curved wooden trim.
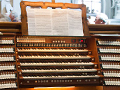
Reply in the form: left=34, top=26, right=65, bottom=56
left=64, top=3, right=83, bottom=9
left=45, top=2, right=64, bottom=8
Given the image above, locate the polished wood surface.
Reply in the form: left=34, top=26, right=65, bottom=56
left=0, top=22, right=21, bottom=33
left=89, top=24, right=120, bottom=34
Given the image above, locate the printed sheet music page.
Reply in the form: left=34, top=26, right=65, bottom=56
left=27, top=8, right=83, bottom=36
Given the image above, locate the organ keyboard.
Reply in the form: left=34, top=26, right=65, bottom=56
left=0, top=47, right=14, bottom=53
left=0, top=35, right=17, bottom=89
left=16, top=36, right=103, bottom=87
left=22, top=75, right=100, bottom=79
left=104, top=80, right=120, bottom=86
left=103, top=72, right=120, bottom=77
left=21, top=69, right=97, bottom=73
left=0, top=55, right=15, bottom=62
left=97, top=39, right=120, bottom=46
left=0, top=81, right=17, bottom=89
left=0, top=37, right=14, bottom=44
left=96, top=37, right=120, bottom=88
left=20, top=62, right=94, bottom=66
left=98, top=48, right=120, bottom=53
left=18, top=48, right=88, bottom=52
left=100, top=55, right=120, bottom=61
left=18, top=55, right=91, bottom=59
left=0, top=65, right=15, bottom=70
left=101, top=64, right=120, bottom=69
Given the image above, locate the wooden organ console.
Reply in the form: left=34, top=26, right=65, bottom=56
left=0, top=25, right=119, bottom=90
left=16, top=36, right=103, bottom=88
left=0, top=1, right=120, bottom=90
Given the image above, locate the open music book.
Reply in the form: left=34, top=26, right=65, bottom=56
left=27, top=9, right=83, bottom=36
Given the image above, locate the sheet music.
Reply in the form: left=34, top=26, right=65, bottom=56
left=27, top=9, right=36, bottom=35
left=35, top=9, right=52, bottom=35
left=27, top=8, right=83, bottom=36
left=52, top=9, right=68, bottom=35
left=68, top=9, right=83, bottom=36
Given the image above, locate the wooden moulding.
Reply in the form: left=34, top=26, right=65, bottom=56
left=89, top=24, right=120, bottom=34
left=0, top=33, right=16, bottom=36
left=89, top=31, right=120, bottom=34
left=0, top=22, right=21, bottom=33
left=20, top=1, right=90, bottom=36
left=0, top=29, right=20, bottom=33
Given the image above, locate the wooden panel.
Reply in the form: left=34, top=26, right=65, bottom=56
left=89, top=24, right=120, bottom=31
left=103, top=86, right=120, bottom=90
left=0, top=33, right=16, bottom=36
left=0, top=29, right=21, bottom=32
left=0, top=22, right=21, bottom=25
left=0, top=22, right=21, bottom=33
left=89, top=24, right=120, bottom=34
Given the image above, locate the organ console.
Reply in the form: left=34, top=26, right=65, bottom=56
left=0, top=1, right=119, bottom=90
left=0, top=28, right=119, bottom=90
left=16, top=36, right=103, bottom=87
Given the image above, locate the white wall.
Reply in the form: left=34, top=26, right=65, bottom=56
left=55, top=0, right=71, bottom=3
left=0, top=1, right=1, bottom=13
left=13, top=0, right=21, bottom=18
left=104, top=0, right=111, bottom=19
left=1, top=0, right=13, bottom=15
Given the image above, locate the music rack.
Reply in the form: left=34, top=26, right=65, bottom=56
left=20, top=1, right=89, bottom=36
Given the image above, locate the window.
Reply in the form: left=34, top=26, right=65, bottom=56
left=78, top=0, right=101, bottom=13
left=55, top=0, right=72, bottom=3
